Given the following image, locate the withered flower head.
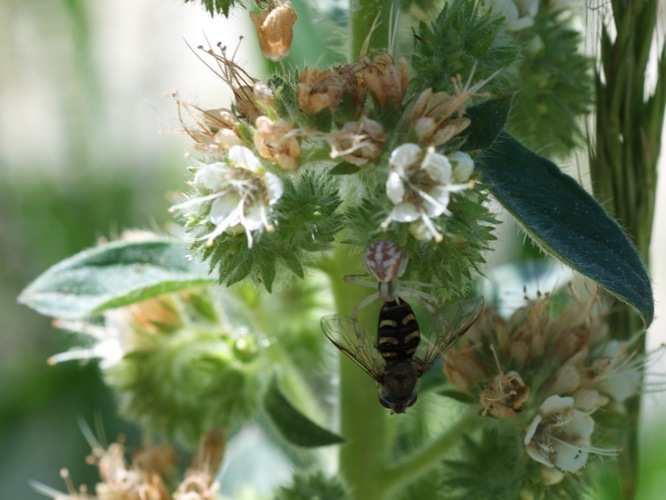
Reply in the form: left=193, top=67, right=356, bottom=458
left=329, top=116, right=385, bottom=167
left=254, top=116, right=300, bottom=170
left=172, top=93, right=244, bottom=156
left=298, top=67, right=345, bottom=114
left=199, top=42, right=273, bottom=123
left=480, top=346, right=531, bottom=418
left=363, top=53, right=409, bottom=107
left=251, top=1, right=298, bottom=62
left=411, top=88, right=472, bottom=147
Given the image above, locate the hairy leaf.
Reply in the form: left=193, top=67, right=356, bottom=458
left=264, top=377, right=344, bottom=447
left=477, top=133, right=653, bottom=326
left=463, top=96, right=513, bottom=151
left=18, top=239, right=213, bottom=319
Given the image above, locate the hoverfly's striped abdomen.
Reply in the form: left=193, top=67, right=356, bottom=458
left=376, top=298, right=421, bottom=362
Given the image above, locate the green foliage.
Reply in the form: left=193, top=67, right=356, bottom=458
left=106, top=325, right=262, bottom=445
left=184, top=0, right=239, bottom=17
left=18, top=239, right=213, bottom=319
left=411, top=0, right=521, bottom=97
left=200, top=173, right=342, bottom=292
left=507, top=4, right=594, bottom=156
left=442, top=425, right=526, bottom=499
left=476, top=132, right=653, bottom=326
left=264, top=377, right=344, bottom=447
left=463, top=96, right=514, bottom=151
left=274, top=470, right=348, bottom=500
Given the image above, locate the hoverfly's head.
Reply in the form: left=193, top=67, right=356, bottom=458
left=378, top=360, right=419, bottom=413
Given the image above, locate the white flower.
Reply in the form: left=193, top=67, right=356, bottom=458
left=594, top=340, right=642, bottom=405
left=171, top=145, right=283, bottom=248
left=524, top=395, right=617, bottom=473
left=383, top=144, right=473, bottom=241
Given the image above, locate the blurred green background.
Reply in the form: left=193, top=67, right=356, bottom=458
left=1, top=1, right=665, bottom=499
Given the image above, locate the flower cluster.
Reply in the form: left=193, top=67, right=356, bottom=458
left=169, top=32, right=496, bottom=290
left=33, top=430, right=224, bottom=500
left=444, top=283, right=631, bottom=487
left=51, top=287, right=263, bottom=445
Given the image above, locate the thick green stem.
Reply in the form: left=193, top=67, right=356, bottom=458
left=590, top=0, right=665, bottom=497
left=326, top=245, right=389, bottom=500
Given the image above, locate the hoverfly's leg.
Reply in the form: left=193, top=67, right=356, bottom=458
left=344, top=274, right=376, bottom=289
left=350, top=291, right=380, bottom=324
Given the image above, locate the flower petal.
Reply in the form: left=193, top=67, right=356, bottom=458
left=390, top=202, right=420, bottom=222
left=386, top=172, right=406, bottom=204
left=422, top=149, right=452, bottom=183
left=264, top=172, right=284, bottom=205
left=228, top=145, right=261, bottom=171
left=449, top=151, right=474, bottom=182
left=389, top=143, right=422, bottom=174
left=194, top=163, right=231, bottom=192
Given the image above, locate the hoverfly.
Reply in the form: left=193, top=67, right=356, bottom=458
left=321, top=295, right=483, bottom=413
left=344, top=240, right=441, bottom=321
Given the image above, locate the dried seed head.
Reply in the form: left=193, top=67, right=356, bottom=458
left=251, top=1, right=298, bottom=62
left=363, top=53, right=409, bottom=107
left=479, top=345, right=530, bottom=418
left=329, top=117, right=386, bottom=166
left=336, top=61, right=368, bottom=109
left=172, top=93, right=244, bottom=156
left=254, top=116, right=300, bottom=170
left=298, top=67, right=345, bottom=114
left=411, top=88, right=472, bottom=147
left=481, top=370, right=531, bottom=418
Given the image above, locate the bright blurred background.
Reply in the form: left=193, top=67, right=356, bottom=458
left=1, top=1, right=665, bottom=498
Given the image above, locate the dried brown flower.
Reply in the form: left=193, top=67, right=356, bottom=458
left=298, top=67, right=345, bottom=114
left=254, top=116, right=300, bottom=170
left=329, top=117, right=386, bottom=166
left=251, top=1, right=298, bottom=62
left=363, top=53, right=409, bottom=107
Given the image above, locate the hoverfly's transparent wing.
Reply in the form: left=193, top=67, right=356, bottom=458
left=321, top=314, right=385, bottom=382
left=417, top=296, right=484, bottom=374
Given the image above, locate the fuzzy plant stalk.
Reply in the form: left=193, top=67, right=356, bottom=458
left=591, top=1, right=666, bottom=496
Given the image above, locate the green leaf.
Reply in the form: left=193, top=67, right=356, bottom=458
left=477, top=132, right=653, bottom=326
left=264, top=377, right=344, bottom=447
left=328, top=162, right=362, bottom=175
left=183, top=0, right=237, bottom=16
left=462, top=96, right=513, bottom=151
left=18, top=239, right=213, bottom=319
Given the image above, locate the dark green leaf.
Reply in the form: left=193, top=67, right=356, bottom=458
left=328, top=162, right=362, bottom=175
left=264, top=377, right=344, bottom=447
left=184, top=0, right=237, bottom=16
left=18, top=239, right=213, bottom=319
left=462, top=96, right=513, bottom=151
left=477, top=133, right=653, bottom=326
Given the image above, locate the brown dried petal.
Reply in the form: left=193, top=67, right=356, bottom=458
left=251, top=2, right=298, bottom=62
left=298, top=67, right=345, bottom=114
left=364, top=54, right=409, bottom=107
left=254, top=116, right=300, bottom=170
left=480, top=370, right=531, bottom=418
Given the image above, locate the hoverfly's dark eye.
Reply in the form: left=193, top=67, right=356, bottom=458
left=378, top=396, right=392, bottom=409
left=407, top=394, right=417, bottom=407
